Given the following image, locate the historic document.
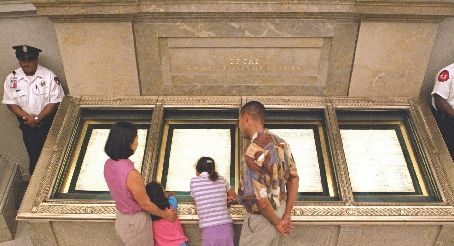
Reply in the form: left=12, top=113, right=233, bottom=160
left=340, top=129, right=415, bottom=192
left=75, top=128, right=147, bottom=191
left=270, top=129, right=323, bottom=192
left=165, top=128, right=232, bottom=191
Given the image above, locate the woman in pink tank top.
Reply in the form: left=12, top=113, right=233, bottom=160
left=104, top=121, right=176, bottom=246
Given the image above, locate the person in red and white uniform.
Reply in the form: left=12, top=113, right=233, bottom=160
left=2, top=45, right=64, bottom=175
left=431, top=62, right=454, bottom=160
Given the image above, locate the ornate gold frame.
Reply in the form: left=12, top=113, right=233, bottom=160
left=17, top=96, right=454, bottom=222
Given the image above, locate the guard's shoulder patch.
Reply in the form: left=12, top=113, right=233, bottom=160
left=438, top=70, right=450, bottom=82
left=54, top=77, right=60, bottom=85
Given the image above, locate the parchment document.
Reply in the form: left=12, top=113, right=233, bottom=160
left=270, top=129, right=323, bottom=192
left=166, top=128, right=231, bottom=191
left=75, top=129, right=147, bottom=191
left=340, top=129, right=415, bottom=193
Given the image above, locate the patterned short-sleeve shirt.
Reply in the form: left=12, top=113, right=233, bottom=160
left=239, top=128, right=298, bottom=213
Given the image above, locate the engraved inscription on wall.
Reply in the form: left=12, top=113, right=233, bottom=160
left=160, top=38, right=330, bottom=86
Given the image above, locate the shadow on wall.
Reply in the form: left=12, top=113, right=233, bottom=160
left=421, top=17, right=454, bottom=106
left=0, top=10, right=68, bottom=179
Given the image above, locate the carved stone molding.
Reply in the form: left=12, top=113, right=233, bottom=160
left=27, top=0, right=454, bottom=21
left=161, top=96, right=242, bottom=107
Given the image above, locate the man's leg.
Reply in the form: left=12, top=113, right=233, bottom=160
left=239, top=202, right=286, bottom=246
left=239, top=212, right=279, bottom=246
left=20, top=124, right=50, bottom=175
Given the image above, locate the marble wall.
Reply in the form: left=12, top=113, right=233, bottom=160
left=134, top=19, right=357, bottom=96
left=2, top=0, right=454, bottom=245
left=24, top=222, right=454, bottom=246
left=349, top=21, right=439, bottom=97
left=54, top=22, right=140, bottom=96
left=421, top=17, right=454, bottom=104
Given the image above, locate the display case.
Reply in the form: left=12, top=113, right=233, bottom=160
left=155, top=108, right=239, bottom=202
left=265, top=109, right=338, bottom=201
left=17, top=96, right=454, bottom=224
left=336, top=110, right=439, bottom=203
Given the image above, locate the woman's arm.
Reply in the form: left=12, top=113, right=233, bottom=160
left=126, top=170, right=176, bottom=222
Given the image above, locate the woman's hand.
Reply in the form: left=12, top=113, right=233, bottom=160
left=162, top=208, right=177, bottom=222
left=127, top=169, right=175, bottom=220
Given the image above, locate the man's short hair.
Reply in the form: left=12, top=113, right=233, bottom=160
left=240, top=101, right=266, bottom=124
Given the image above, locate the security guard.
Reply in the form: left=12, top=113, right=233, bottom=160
left=2, top=45, right=64, bottom=175
left=431, top=62, right=454, bottom=160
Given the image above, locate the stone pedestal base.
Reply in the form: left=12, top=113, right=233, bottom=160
left=0, top=156, right=23, bottom=243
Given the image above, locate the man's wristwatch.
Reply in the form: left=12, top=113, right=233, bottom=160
left=35, top=116, right=40, bottom=123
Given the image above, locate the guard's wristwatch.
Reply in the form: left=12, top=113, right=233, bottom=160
left=35, top=116, right=40, bottom=123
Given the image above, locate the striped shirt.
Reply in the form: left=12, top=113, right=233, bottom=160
left=190, top=172, right=233, bottom=228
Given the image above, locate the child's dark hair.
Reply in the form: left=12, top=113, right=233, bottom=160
left=196, top=157, right=219, bottom=182
left=104, top=121, right=137, bottom=161
left=145, top=181, right=170, bottom=221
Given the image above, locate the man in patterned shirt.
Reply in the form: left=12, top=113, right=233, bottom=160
left=238, top=100, right=299, bottom=246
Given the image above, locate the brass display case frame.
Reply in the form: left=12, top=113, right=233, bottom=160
left=17, top=96, right=454, bottom=223
left=155, top=120, right=239, bottom=197
left=265, top=113, right=337, bottom=200
left=56, top=119, right=151, bottom=197
left=338, top=119, right=430, bottom=201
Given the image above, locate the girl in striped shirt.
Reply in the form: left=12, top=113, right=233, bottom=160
left=190, top=157, right=238, bottom=246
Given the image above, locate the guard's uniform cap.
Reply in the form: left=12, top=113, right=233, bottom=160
left=12, top=45, right=42, bottom=61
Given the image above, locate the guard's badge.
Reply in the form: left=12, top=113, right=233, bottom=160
left=40, top=80, right=47, bottom=87
left=23, top=46, right=27, bottom=52
left=54, top=77, right=60, bottom=85
left=438, top=70, right=450, bottom=82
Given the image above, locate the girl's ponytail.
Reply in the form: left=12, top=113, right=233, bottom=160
left=196, top=157, right=219, bottom=182
left=208, top=169, right=219, bottom=182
